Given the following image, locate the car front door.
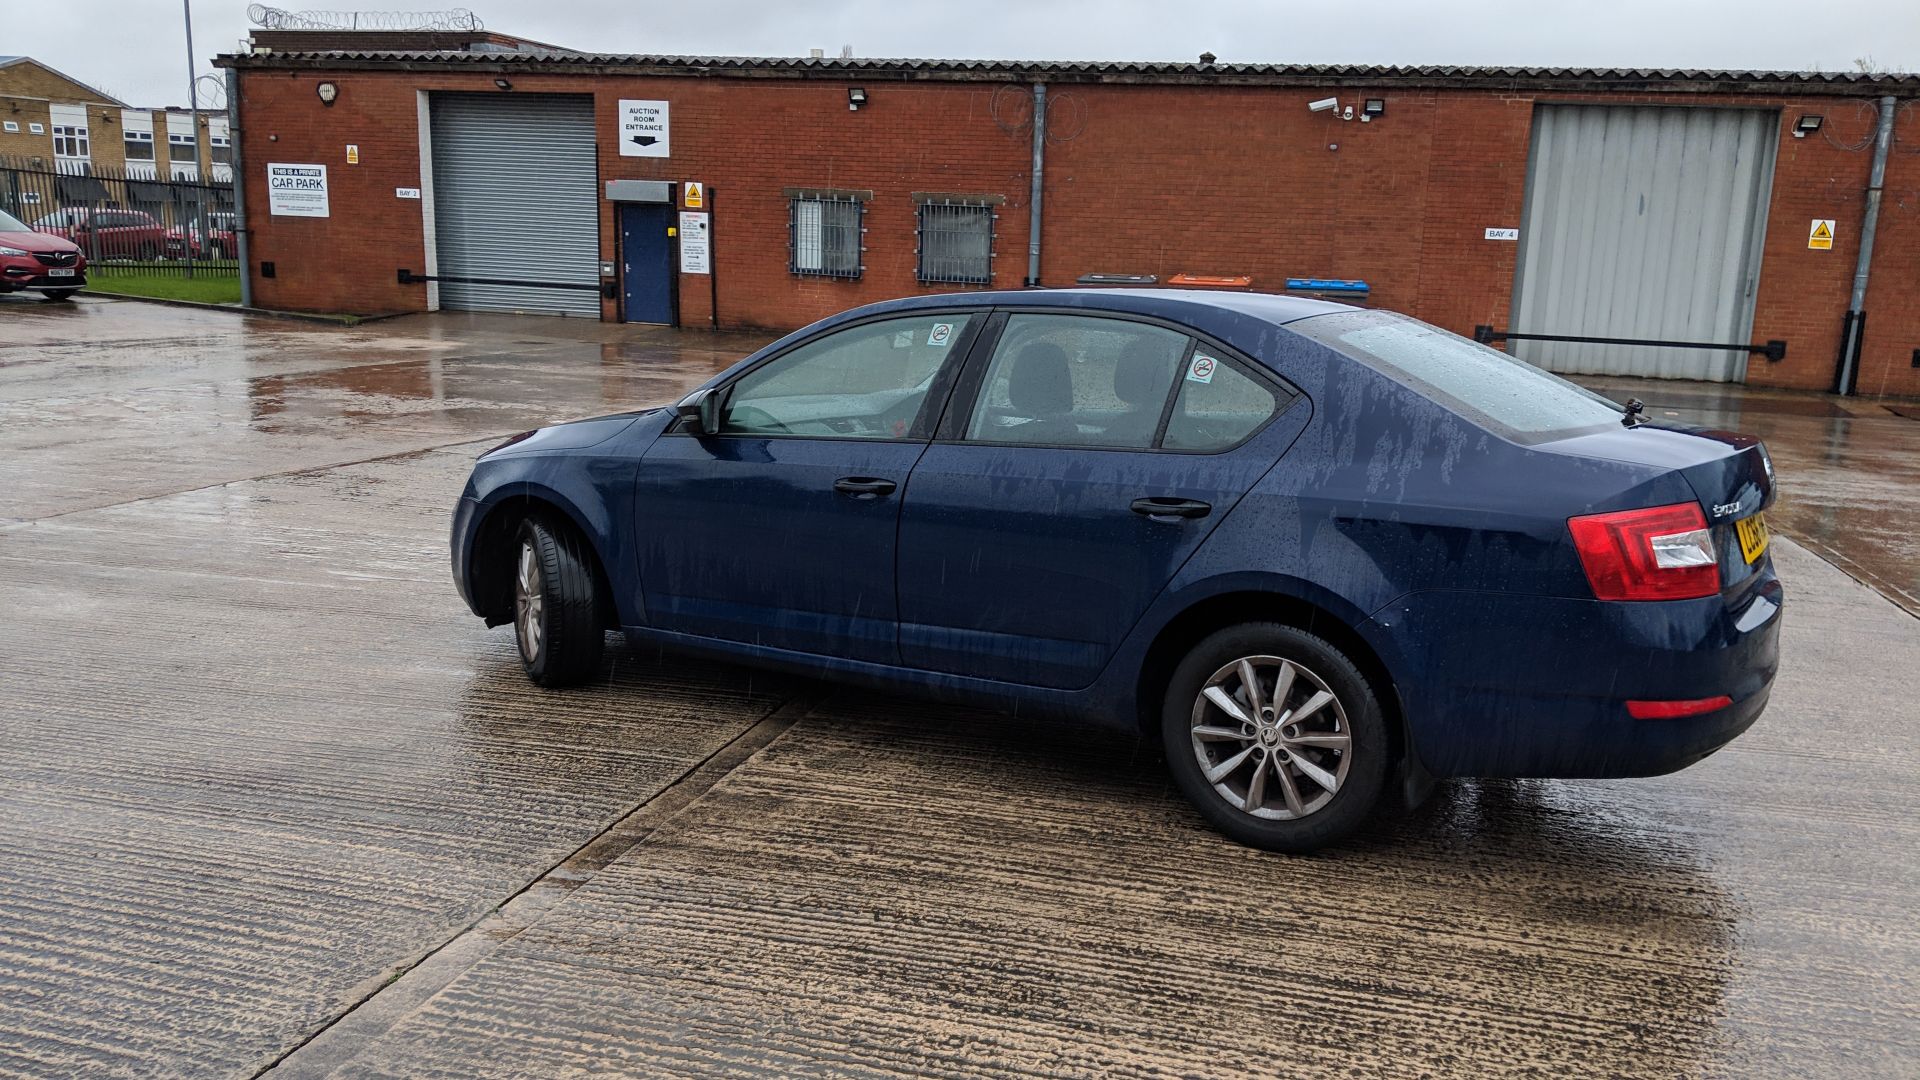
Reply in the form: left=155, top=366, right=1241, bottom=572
left=895, top=311, right=1304, bottom=689
left=633, top=310, right=983, bottom=664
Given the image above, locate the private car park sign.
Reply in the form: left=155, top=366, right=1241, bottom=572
left=266, top=163, right=330, bottom=217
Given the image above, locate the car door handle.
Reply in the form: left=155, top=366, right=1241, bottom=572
left=1131, top=496, right=1211, bottom=520
left=833, top=476, right=898, bottom=499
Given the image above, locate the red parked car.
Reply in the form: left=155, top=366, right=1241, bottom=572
left=164, top=213, right=237, bottom=260
left=0, top=208, right=88, bottom=299
left=34, top=207, right=168, bottom=260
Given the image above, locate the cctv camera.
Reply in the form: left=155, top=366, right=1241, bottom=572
left=1308, top=97, right=1339, bottom=113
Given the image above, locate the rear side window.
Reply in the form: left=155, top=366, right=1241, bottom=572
left=1297, top=310, right=1625, bottom=438
left=963, top=314, right=1188, bottom=449
left=1164, top=351, right=1280, bottom=451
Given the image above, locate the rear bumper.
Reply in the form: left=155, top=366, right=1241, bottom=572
left=1374, top=566, right=1782, bottom=778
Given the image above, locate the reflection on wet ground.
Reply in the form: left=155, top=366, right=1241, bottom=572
left=0, top=297, right=774, bottom=521
left=1579, top=375, right=1920, bottom=617
left=1, top=298, right=1915, bottom=1077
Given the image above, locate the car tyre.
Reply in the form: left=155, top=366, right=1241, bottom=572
left=1161, top=622, right=1389, bottom=853
left=511, top=517, right=605, bottom=687
left=137, top=242, right=159, bottom=261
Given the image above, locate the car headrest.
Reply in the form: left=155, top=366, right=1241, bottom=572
left=1113, top=337, right=1176, bottom=406
left=1008, top=342, right=1072, bottom=416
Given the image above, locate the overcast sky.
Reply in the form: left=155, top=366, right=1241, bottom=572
left=13, top=1, right=1919, bottom=108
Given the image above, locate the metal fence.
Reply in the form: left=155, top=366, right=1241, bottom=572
left=0, top=155, right=238, bottom=278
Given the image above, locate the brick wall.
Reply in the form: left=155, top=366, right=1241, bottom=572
left=231, top=65, right=1920, bottom=396
left=0, top=99, right=53, bottom=162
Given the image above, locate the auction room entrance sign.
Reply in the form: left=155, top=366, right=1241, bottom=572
left=266, top=163, right=330, bottom=217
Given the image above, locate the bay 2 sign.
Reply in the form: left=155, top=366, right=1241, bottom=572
left=267, top=163, right=330, bottom=218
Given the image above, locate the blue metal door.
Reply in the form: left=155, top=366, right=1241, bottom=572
left=619, top=203, right=674, bottom=324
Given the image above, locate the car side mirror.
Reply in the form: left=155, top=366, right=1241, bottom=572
left=675, top=387, right=723, bottom=436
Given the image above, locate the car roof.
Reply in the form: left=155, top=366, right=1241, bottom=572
left=854, top=287, right=1355, bottom=326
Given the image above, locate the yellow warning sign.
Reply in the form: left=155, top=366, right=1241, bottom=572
left=683, top=181, right=704, bottom=209
left=1809, top=219, right=1834, bottom=250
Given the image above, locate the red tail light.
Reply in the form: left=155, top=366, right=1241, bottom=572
left=1568, top=502, right=1720, bottom=601
left=1627, top=696, right=1732, bottom=719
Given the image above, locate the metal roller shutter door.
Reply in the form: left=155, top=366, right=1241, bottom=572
left=430, top=93, right=599, bottom=317
left=1511, top=105, right=1777, bottom=381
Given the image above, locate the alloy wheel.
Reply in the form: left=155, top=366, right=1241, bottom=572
left=1189, top=655, right=1352, bottom=820
left=514, top=540, right=544, bottom=662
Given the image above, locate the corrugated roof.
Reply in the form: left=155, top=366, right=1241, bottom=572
left=215, top=50, right=1920, bottom=91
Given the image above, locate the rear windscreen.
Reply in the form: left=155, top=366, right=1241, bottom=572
left=1295, top=310, right=1626, bottom=439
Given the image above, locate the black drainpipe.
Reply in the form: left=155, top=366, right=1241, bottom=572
left=1834, top=95, right=1897, bottom=395
left=1025, top=82, right=1046, bottom=287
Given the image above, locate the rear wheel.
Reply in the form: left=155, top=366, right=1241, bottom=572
left=1161, top=622, right=1388, bottom=853
left=511, top=517, right=605, bottom=687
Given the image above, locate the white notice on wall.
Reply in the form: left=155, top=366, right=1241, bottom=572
left=679, top=211, right=710, bottom=274
left=266, top=163, right=330, bottom=217
left=619, top=99, right=671, bottom=157
left=1484, top=227, right=1519, bottom=241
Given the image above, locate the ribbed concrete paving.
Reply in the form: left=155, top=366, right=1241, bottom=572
left=2, top=298, right=1916, bottom=1078
left=286, top=541, right=1918, bottom=1080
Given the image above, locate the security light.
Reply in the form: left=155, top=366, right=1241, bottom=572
left=1793, top=114, right=1823, bottom=138
left=494, top=78, right=513, bottom=91
left=848, top=87, right=868, bottom=111
left=1363, top=98, right=1386, bottom=116
left=315, top=81, right=338, bottom=105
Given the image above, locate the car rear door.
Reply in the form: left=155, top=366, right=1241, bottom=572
left=632, top=310, right=983, bottom=664
left=895, top=310, right=1305, bottom=689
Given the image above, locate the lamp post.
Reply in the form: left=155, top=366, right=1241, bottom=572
left=182, top=0, right=204, bottom=278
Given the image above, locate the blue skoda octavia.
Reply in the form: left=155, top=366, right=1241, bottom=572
left=451, top=290, right=1781, bottom=852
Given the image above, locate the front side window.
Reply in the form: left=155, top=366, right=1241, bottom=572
left=789, top=195, right=862, bottom=279
left=916, top=200, right=994, bottom=285
left=720, top=313, right=975, bottom=440
left=963, top=314, right=1190, bottom=449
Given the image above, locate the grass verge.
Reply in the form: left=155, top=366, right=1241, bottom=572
left=86, top=273, right=243, bottom=305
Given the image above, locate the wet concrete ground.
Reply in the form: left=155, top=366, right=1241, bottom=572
left=1, top=296, right=1915, bottom=1078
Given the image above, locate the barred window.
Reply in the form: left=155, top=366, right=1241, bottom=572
left=789, top=195, right=863, bottom=279
left=916, top=200, right=995, bottom=286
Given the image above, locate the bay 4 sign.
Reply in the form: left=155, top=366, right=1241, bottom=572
left=619, top=100, right=670, bottom=158
left=266, top=163, right=329, bottom=217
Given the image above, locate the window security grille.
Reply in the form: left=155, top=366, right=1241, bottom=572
left=789, top=195, right=863, bottom=279
left=916, top=201, right=994, bottom=285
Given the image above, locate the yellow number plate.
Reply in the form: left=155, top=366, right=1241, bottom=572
left=1736, top=513, right=1770, bottom=564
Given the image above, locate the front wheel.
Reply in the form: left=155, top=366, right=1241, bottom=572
left=511, top=517, right=605, bottom=687
left=1161, top=623, right=1389, bottom=853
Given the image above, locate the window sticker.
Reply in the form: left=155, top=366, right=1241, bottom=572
left=928, top=322, right=954, bottom=347
left=893, top=330, right=914, bottom=348
left=1186, top=353, right=1218, bottom=384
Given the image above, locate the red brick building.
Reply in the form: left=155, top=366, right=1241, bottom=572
left=215, top=45, right=1920, bottom=396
